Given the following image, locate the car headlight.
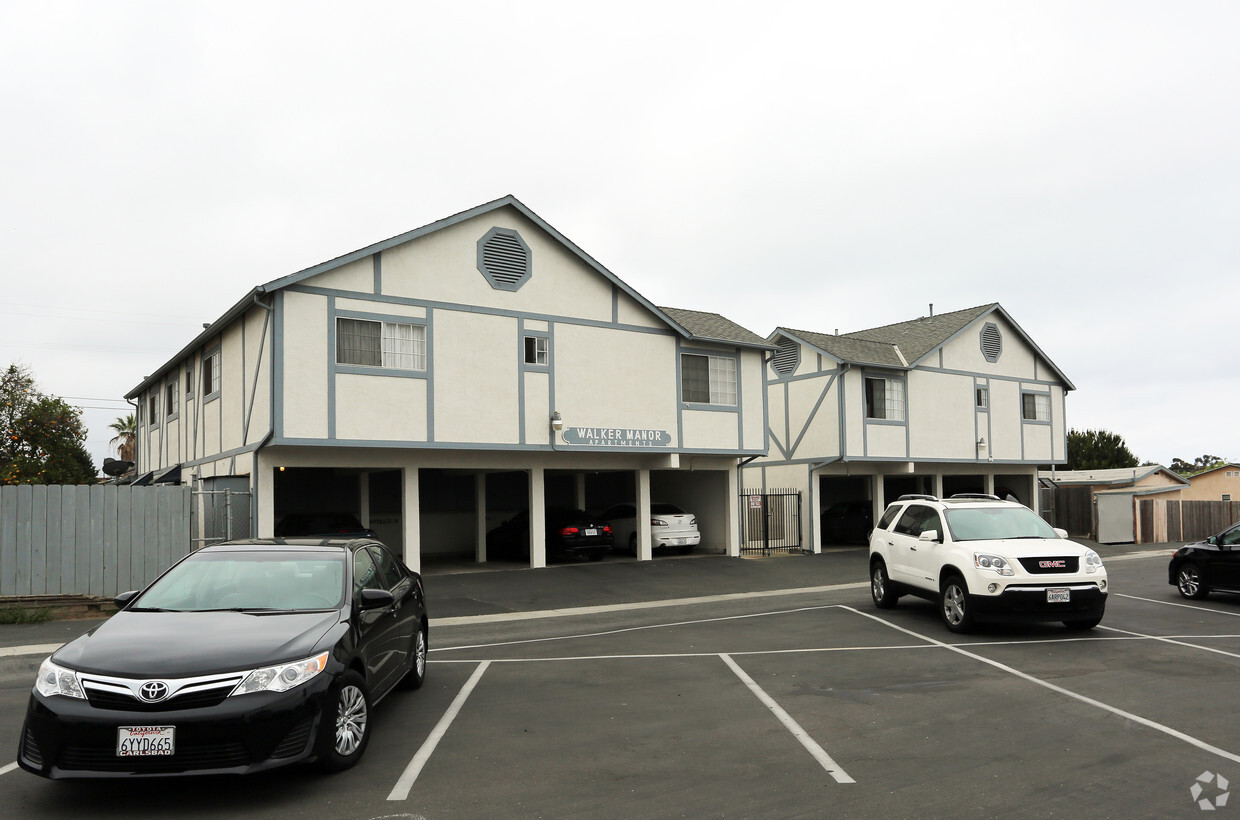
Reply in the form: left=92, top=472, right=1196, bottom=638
left=34, top=657, right=85, bottom=699
left=1084, top=550, right=1103, bottom=574
left=231, top=651, right=330, bottom=697
left=974, top=553, right=1014, bottom=576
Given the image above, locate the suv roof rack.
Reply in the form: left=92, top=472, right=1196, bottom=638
left=948, top=493, right=1002, bottom=500
left=895, top=494, right=938, bottom=501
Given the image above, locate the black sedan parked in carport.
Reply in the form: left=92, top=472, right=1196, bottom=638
left=18, top=538, right=428, bottom=779
left=486, top=508, right=613, bottom=561
left=1169, top=520, right=1240, bottom=599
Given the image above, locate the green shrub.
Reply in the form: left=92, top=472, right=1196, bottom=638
left=0, top=606, right=54, bottom=625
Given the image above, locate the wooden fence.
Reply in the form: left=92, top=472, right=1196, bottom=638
left=0, top=484, right=192, bottom=599
left=1137, top=498, right=1240, bottom=544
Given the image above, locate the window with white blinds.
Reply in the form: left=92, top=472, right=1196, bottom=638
left=337, top=318, right=426, bottom=371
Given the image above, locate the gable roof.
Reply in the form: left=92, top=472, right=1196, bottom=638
left=773, top=303, right=1074, bottom=389
left=127, top=196, right=767, bottom=398
left=1186, top=463, right=1240, bottom=480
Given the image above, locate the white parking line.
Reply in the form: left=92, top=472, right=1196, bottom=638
left=0, top=762, right=17, bottom=777
left=1099, top=624, right=1240, bottom=660
left=720, top=653, right=855, bottom=784
left=844, top=606, right=1240, bottom=767
left=1117, top=592, right=1240, bottom=616
left=387, top=660, right=490, bottom=801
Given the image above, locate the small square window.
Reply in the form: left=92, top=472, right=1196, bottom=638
left=524, top=335, right=549, bottom=366
left=976, top=387, right=989, bottom=409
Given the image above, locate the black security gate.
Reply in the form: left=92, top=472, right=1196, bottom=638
left=739, top=488, right=802, bottom=555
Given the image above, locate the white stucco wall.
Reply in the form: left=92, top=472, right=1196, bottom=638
left=281, top=291, right=330, bottom=439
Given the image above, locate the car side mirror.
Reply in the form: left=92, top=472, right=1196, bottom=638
left=357, top=588, right=394, bottom=610
left=114, top=590, right=139, bottom=609
left=918, top=530, right=940, bottom=543
left=1053, top=528, right=1069, bottom=539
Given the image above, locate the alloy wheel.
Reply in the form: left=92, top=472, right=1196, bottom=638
left=335, top=684, right=369, bottom=756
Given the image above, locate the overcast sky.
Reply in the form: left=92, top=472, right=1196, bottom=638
left=2, top=1, right=1236, bottom=472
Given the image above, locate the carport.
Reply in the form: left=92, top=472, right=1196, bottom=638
left=262, top=451, right=741, bottom=572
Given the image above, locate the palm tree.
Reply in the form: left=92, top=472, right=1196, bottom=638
left=108, top=413, right=136, bottom=462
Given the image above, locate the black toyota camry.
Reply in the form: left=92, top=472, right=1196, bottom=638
left=18, top=538, right=428, bottom=779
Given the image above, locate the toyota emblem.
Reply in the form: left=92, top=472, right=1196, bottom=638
left=139, top=681, right=169, bottom=702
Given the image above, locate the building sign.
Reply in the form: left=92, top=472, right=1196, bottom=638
left=561, top=427, right=672, bottom=447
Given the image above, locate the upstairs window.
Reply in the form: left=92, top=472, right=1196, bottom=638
left=976, top=386, right=989, bottom=409
left=203, top=349, right=221, bottom=398
left=524, top=335, right=549, bottom=366
left=186, top=363, right=194, bottom=398
left=337, top=318, right=426, bottom=371
left=1022, top=392, right=1050, bottom=421
left=148, top=393, right=158, bottom=423
left=681, top=353, right=737, bottom=406
left=165, top=380, right=178, bottom=417
left=865, top=377, right=905, bottom=421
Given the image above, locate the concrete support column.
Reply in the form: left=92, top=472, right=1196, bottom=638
left=256, top=458, right=275, bottom=538
left=475, top=473, right=487, bottom=563
left=529, top=467, right=546, bottom=569
left=984, top=473, right=995, bottom=497
left=402, top=467, right=420, bottom=574
left=575, top=473, right=588, bottom=512
left=636, top=468, right=652, bottom=561
left=872, top=475, right=885, bottom=529
left=808, top=468, right=822, bottom=554
left=725, top=465, right=740, bottom=557
left=359, top=472, right=371, bottom=529
left=932, top=474, right=944, bottom=500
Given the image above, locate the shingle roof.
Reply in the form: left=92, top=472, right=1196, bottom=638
left=660, top=306, right=772, bottom=349
left=774, top=303, right=1074, bottom=388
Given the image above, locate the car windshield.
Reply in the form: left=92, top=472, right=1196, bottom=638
left=132, top=550, right=347, bottom=612
left=944, top=506, right=1059, bottom=542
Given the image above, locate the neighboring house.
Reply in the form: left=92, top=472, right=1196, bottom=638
left=1181, top=463, right=1240, bottom=502
left=1038, top=465, right=1189, bottom=543
left=125, top=196, right=771, bottom=570
left=745, top=303, right=1075, bottom=550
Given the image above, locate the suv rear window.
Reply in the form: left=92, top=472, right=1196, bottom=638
left=877, top=505, right=902, bottom=530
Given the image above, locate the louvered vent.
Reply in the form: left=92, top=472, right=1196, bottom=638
left=980, top=322, right=1002, bottom=363
left=772, top=336, right=800, bottom=376
left=477, top=228, right=531, bottom=291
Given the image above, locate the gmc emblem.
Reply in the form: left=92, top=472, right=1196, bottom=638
left=1039, top=560, right=1067, bottom=569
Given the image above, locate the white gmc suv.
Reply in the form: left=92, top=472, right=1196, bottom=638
left=868, top=494, right=1107, bottom=633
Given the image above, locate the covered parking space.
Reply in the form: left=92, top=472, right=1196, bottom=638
left=260, top=447, right=740, bottom=572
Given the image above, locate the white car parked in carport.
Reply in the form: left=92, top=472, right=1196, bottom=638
left=599, top=503, right=700, bottom=555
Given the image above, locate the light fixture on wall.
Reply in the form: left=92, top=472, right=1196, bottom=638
left=550, top=411, right=564, bottom=433
left=977, top=437, right=987, bottom=450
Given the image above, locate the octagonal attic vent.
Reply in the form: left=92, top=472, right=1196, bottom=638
left=772, top=336, right=800, bottom=376
left=980, top=322, right=1002, bottom=363
left=477, top=227, right=531, bottom=291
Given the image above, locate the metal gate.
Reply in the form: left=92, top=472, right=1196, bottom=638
left=739, top=488, right=802, bottom=555
left=192, top=488, right=253, bottom=547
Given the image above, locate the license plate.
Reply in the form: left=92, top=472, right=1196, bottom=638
left=674, top=538, right=684, bottom=545
left=583, top=528, right=597, bottom=536
left=1047, top=588, right=1070, bottom=603
left=117, top=726, right=175, bottom=757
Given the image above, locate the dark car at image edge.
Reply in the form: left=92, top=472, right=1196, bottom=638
left=17, top=538, right=427, bottom=779
left=1169, top=520, right=1240, bottom=599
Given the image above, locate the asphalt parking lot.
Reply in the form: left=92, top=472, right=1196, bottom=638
left=3, top=544, right=1237, bottom=818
